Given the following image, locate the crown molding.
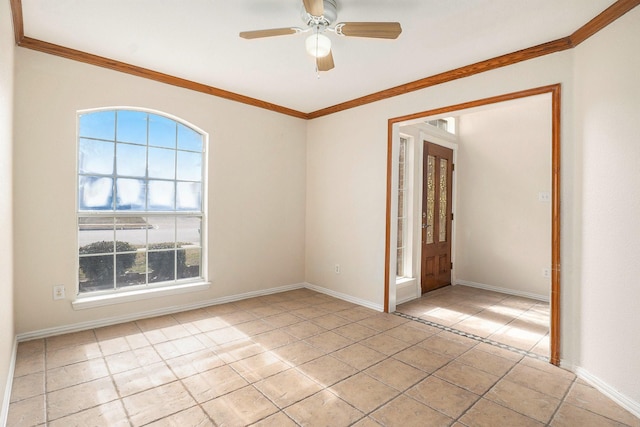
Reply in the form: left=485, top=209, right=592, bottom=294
left=569, top=0, right=640, bottom=46
left=9, top=1, right=639, bottom=119
left=16, top=36, right=309, bottom=120
left=307, top=38, right=572, bottom=119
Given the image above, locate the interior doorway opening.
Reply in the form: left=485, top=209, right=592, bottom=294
left=385, top=85, right=561, bottom=365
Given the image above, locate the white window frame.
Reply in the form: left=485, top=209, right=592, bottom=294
left=73, top=107, right=209, bottom=309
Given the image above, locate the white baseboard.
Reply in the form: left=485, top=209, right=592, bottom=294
left=575, top=366, right=640, bottom=419
left=16, top=282, right=386, bottom=342
left=304, top=282, right=384, bottom=312
left=16, top=283, right=305, bottom=342
left=455, top=279, right=549, bottom=302
left=1, top=337, right=17, bottom=427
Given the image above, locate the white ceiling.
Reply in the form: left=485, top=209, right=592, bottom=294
left=21, top=0, right=615, bottom=113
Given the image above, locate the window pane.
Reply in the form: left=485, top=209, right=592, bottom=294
left=79, top=254, right=114, bottom=292
left=78, top=218, right=114, bottom=252
left=396, top=248, right=404, bottom=277
left=148, top=216, right=175, bottom=245
left=116, top=143, right=146, bottom=177
left=79, top=176, right=113, bottom=210
left=178, top=248, right=201, bottom=279
left=397, top=189, right=404, bottom=218
left=148, top=180, right=175, bottom=210
left=116, top=178, right=146, bottom=210
left=115, top=252, right=141, bottom=288
left=79, top=111, right=115, bottom=141
left=115, top=216, right=149, bottom=250
left=439, top=158, right=448, bottom=243
left=176, top=182, right=201, bottom=211
left=426, top=155, right=435, bottom=244
left=123, top=252, right=148, bottom=286
left=178, top=124, right=203, bottom=152
left=116, top=110, right=147, bottom=145
left=176, top=216, right=201, bottom=246
left=79, top=139, right=114, bottom=175
left=149, top=114, right=176, bottom=148
left=148, top=147, right=176, bottom=179
left=176, top=151, right=202, bottom=181
left=148, top=248, right=176, bottom=283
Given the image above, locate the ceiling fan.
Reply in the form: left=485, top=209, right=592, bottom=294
left=239, top=0, right=402, bottom=72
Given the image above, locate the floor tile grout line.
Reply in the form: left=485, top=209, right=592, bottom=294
left=86, top=328, right=130, bottom=425
left=406, top=328, right=500, bottom=424
left=555, top=381, right=637, bottom=427
left=393, top=311, right=549, bottom=362
left=546, top=376, right=579, bottom=425
left=331, top=323, right=474, bottom=424
left=449, top=343, right=551, bottom=426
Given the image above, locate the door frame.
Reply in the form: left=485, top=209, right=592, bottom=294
left=384, top=84, right=561, bottom=365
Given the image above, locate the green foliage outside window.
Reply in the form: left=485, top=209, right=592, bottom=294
left=79, top=241, right=136, bottom=282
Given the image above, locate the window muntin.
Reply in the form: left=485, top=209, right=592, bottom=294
left=77, top=109, right=205, bottom=295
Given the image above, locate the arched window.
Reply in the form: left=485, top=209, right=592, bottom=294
left=77, top=108, right=206, bottom=295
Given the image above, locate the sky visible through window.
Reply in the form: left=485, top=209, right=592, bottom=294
left=78, top=110, right=203, bottom=212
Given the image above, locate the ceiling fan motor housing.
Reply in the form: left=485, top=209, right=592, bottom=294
left=301, top=0, right=338, bottom=27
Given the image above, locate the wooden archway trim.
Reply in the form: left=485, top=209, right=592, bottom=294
left=385, top=84, right=562, bottom=365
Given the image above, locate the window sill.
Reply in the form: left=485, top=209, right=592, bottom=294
left=72, top=281, right=211, bottom=310
left=396, top=277, right=416, bottom=286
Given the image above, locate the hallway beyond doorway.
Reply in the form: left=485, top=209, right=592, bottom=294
left=396, top=285, right=549, bottom=359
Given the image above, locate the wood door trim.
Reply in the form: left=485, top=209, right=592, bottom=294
left=385, top=84, right=562, bottom=365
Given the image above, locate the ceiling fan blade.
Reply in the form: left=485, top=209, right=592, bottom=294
left=317, top=50, right=335, bottom=72
left=337, top=22, right=402, bottom=39
left=303, top=0, right=324, bottom=16
left=239, top=28, right=299, bottom=39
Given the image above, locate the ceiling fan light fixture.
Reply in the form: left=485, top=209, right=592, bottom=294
left=305, top=32, right=331, bottom=58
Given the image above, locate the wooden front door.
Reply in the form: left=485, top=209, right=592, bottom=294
left=421, top=141, right=454, bottom=294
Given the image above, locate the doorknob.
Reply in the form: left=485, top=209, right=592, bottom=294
left=422, top=224, right=431, bottom=229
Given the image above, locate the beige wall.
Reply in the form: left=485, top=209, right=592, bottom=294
left=0, top=0, right=15, bottom=418
left=455, top=96, right=551, bottom=298
left=573, top=7, right=640, bottom=405
left=12, top=49, right=307, bottom=334
left=306, top=51, right=576, bottom=317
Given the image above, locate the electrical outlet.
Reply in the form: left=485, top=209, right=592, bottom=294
left=53, top=285, right=66, bottom=300
left=542, top=268, right=551, bottom=278
left=538, top=191, right=551, bottom=202
left=334, top=264, right=341, bottom=274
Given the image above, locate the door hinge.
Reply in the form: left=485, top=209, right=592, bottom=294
left=451, top=212, right=454, bottom=221
left=450, top=262, right=453, bottom=269
left=452, top=163, right=455, bottom=171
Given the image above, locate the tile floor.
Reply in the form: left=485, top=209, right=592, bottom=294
left=7, top=288, right=640, bottom=426
left=397, top=285, right=550, bottom=358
